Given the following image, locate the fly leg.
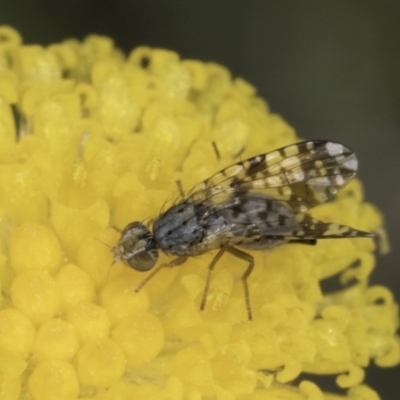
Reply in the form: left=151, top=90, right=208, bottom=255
left=134, top=256, right=187, bottom=293
left=175, top=180, right=185, bottom=198
left=200, top=247, right=226, bottom=312
left=226, top=246, right=254, bottom=321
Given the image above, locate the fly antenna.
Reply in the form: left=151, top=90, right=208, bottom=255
left=93, top=237, right=111, bottom=249
left=93, top=237, right=114, bottom=281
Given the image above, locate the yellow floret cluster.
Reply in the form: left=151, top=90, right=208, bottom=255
left=0, top=25, right=398, bottom=400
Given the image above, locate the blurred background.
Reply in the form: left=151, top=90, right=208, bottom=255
left=1, top=0, right=399, bottom=397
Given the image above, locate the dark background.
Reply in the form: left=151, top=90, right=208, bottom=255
left=1, top=0, right=399, bottom=397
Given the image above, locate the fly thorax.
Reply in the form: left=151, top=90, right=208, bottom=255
left=153, top=202, right=209, bottom=255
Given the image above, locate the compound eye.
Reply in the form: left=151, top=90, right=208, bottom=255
left=127, top=250, right=158, bottom=271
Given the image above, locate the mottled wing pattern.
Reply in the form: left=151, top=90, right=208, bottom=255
left=182, top=140, right=358, bottom=212
left=202, top=193, right=372, bottom=252
left=291, top=213, right=372, bottom=239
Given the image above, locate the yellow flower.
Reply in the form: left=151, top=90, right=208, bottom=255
left=0, top=25, right=398, bottom=400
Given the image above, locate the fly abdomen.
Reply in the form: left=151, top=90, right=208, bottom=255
left=214, top=193, right=296, bottom=247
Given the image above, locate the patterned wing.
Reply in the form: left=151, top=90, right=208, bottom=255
left=199, top=193, right=372, bottom=251
left=182, top=140, right=358, bottom=212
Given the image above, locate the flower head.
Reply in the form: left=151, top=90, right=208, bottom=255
left=0, top=26, right=398, bottom=400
